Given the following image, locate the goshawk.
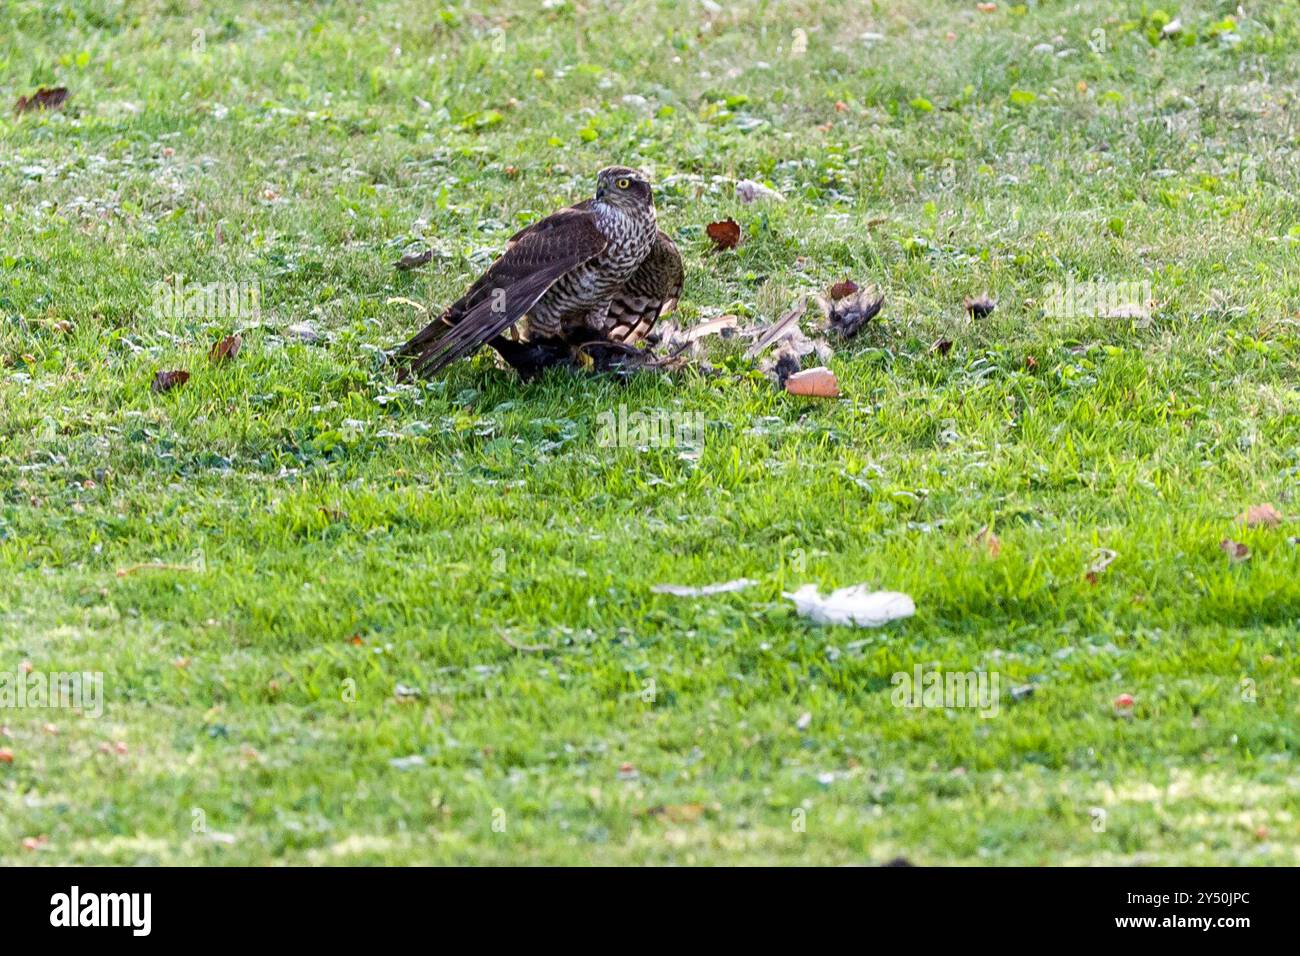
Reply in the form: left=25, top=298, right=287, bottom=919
left=394, top=166, right=683, bottom=379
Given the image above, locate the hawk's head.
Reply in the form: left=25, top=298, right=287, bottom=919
left=595, top=166, right=653, bottom=211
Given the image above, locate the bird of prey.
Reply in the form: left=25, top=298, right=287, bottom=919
left=394, top=166, right=683, bottom=380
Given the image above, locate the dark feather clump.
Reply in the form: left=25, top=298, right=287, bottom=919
left=818, top=287, right=884, bottom=339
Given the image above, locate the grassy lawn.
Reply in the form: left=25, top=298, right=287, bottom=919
left=1, top=0, right=1298, bottom=865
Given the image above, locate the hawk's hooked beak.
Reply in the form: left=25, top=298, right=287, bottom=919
left=595, top=182, right=607, bottom=201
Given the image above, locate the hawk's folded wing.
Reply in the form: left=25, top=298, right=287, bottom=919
left=395, top=206, right=607, bottom=378
left=604, top=230, right=684, bottom=344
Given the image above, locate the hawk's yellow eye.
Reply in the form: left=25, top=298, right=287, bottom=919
left=616, top=178, right=630, bottom=189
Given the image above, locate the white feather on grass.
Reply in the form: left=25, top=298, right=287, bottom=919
left=783, top=584, right=915, bottom=628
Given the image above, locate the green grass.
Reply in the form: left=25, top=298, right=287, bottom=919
left=2, top=0, right=1298, bottom=864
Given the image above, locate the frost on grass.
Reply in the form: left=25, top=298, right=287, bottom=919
left=783, top=585, right=915, bottom=628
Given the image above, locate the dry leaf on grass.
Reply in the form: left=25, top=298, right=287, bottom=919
left=973, top=525, right=1002, bottom=558
left=1220, top=539, right=1250, bottom=562
left=14, top=87, right=69, bottom=114
left=151, top=369, right=190, bottom=393
left=785, top=366, right=839, bottom=398
left=783, top=584, right=915, bottom=628
left=642, top=804, right=708, bottom=823
left=931, top=338, right=953, bottom=357
left=1239, top=504, right=1282, bottom=528
left=705, top=218, right=741, bottom=250
left=828, top=279, right=860, bottom=300
left=209, top=334, right=242, bottom=364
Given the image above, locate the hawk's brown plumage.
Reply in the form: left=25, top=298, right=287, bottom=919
left=394, top=166, right=682, bottom=379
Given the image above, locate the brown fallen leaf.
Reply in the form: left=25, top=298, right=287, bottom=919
left=643, top=803, right=707, bottom=823
left=828, top=279, right=860, bottom=301
left=209, top=334, right=242, bottom=364
left=964, top=293, right=996, bottom=319
left=151, top=369, right=190, bottom=393
left=1025, top=355, right=1039, bottom=370
left=973, top=525, right=1002, bottom=558
left=1220, top=539, right=1250, bottom=562
left=705, top=218, right=741, bottom=251
left=1239, top=504, right=1282, bottom=528
left=14, top=86, right=69, bottom=115
left=931, top=338, right=953, bottom=357
left=785, top=366, right=839, bottom=398
left=395, top=248, right=433, bottom=270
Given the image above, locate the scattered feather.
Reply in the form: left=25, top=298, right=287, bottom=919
left=1084, top=547, right=1118, bottom=584
left=388, top=755, right=426, bottom=770
left=783, top=584, right=915, bottom=628
left=735, top=179, right=785, bottom=203
left=652, top=578, right=756, bottom=597
left=744, top=299, right=808, bottom=359
left=287, top=322, right=321, bottom=344
left=816, top=286, right=884, bottom=339
left=963, top=293, right=996, bottom=319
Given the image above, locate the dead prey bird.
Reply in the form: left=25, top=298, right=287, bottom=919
left=394, top=166, right=683, bottom=380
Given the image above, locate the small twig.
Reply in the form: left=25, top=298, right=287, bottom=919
left=115, top=562, right=201, bottom=578
left=495, top=630, right=552, bottom=654
left=385, top=296, right=429, bottom=316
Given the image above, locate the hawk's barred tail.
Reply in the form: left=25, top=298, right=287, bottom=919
left=396, top=252, right=593, bottom=379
